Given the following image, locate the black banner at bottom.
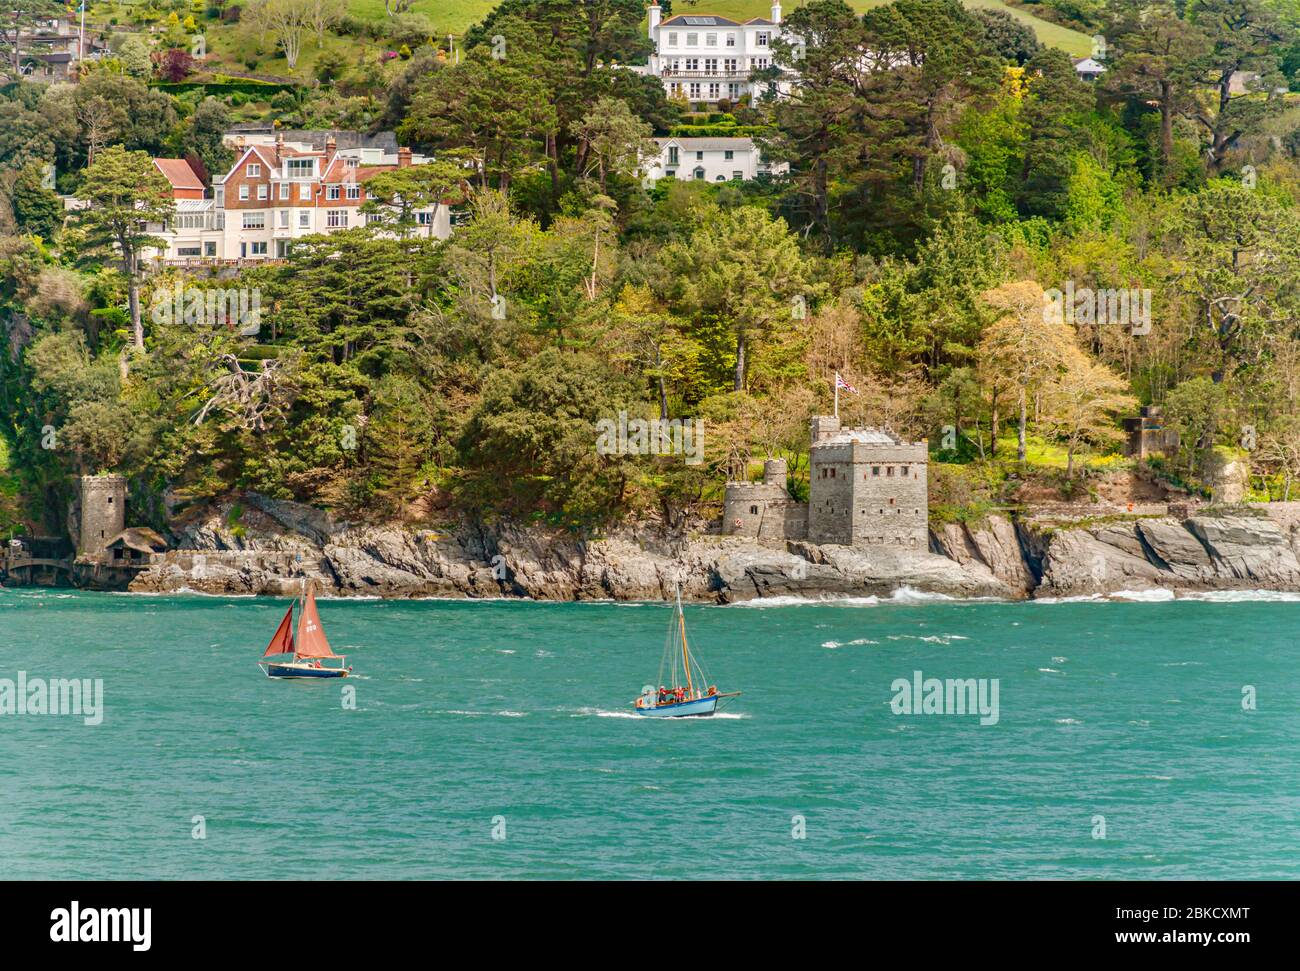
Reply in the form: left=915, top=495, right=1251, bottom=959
left=0, top=879, right=1281, bottom=957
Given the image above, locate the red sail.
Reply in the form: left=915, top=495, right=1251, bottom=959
left=295, top=586, right=337, bottom=658
left=262, top=604, right=295, bottom=657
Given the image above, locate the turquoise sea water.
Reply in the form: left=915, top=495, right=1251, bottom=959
left=1, top=587, right=1297, bottom=879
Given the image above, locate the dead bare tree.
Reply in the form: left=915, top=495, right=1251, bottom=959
left=193, top=355, right=293, bottom=432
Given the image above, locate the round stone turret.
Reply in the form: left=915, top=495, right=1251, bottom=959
left=763, top=458, right=788, bottom=491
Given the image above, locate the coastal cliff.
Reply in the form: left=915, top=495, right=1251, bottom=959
left=124, top=492, right=1300, bottom=602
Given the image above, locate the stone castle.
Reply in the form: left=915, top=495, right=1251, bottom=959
left=723, top=416, right=928, bottom=549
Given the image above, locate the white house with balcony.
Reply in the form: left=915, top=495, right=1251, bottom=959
left=641, top=2, right=792, bottom=106
left=645, top=136, right=787, bottom=183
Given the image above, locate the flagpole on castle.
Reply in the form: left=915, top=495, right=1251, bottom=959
left=833, top=372, right=839, bottom=420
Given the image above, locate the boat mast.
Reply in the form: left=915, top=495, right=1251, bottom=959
left=676, top=585, right=694, bottom=697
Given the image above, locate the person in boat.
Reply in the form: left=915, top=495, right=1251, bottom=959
left=708, top=685, right=717, bottom=697
left=657, top=687, right=668, bottom=704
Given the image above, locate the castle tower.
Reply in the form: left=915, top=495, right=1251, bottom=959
left=807, top=428, right=928, bottom=549
left=722, top=456, right=807, bottom=541
left=77, top=474, right=126, bottom=557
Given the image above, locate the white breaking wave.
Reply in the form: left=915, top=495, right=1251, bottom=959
left=1109, top=589, right=1177, bottom=602
left=728, top=586, right=959, bottom=608
left=1177, top=589, right=1300, bottom=603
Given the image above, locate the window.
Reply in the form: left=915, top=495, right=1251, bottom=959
left=668, top=146, right=679, bottom=166
left=706, top=33, right=717, bottom=46
left=326, top=185, right=341, bottom=200
left=887, top=466, right=894, bottom=476
left=724, top=58, right=737, bottom=72
left=693, top=167, right=705, bottom=180
left=417, top=211, right=434, bottom=225
left=285, top=158, right=314, bottom=178
left=327, top=209, right=346, bottom=228
left=239, top=185, right=249, bottom=201
left=732, top=170, right=743, bottom=180
left=257, top=184, right=268, bottom=200
left=756, top=31, right=769, bottom=46
left=346, top=184, right=360, bottom=200
left=688, top=82, right=700, bottom=97
left=248, top=163, right=261, bottom=177
left=724, top=150, right=734, bottom=160
left=715, top=174, right=725, bottom=181
left=890, top=498, right=896, bottom=506
left=685, top=57, right=698, bottom=70
left=215, top=187, right=224, bottom=207
left=707, top=83, right=719, bottom=98
left=667, top=32, right=677, bottom=45
left=749, top=505, right=758, bottom=515
left=872, top=466, right=880, bottom=476
left=242, top=211, right=265, bottom=229
left=686, top=32, right=698, bottom=46
left=696, top=151, right=704, bottom=161
left=204, top=241, right=216, bottom=257
left=665, top=170, right=676, bottom=178
left=278, top=210, right=289, bottom=228
left=176, top=245, right=201, bottom=257
left=298, top=210, right=310, bottom=228
left=299, top=184, right=311, bottom=201
left=249, top=241, right=267, bottom=256
left=366, top=212, right=384, bottom=225
left=704, top=58, right=717, bottom=72
left=279, top=183, right=289, bottom=200
left=726, top=33, right=736, bottom=47
left=830, top=468, right=836, bottom=478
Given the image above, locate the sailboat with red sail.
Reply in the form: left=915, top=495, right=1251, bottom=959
left=256, top=581, right=352, bottom=679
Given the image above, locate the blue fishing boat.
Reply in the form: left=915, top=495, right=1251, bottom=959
left=633, top=587, right=739, bottom=717
left=257, top=582, right=352, bottom=679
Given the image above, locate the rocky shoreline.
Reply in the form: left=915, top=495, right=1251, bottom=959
left=120, top=492, right=1300, bottom=603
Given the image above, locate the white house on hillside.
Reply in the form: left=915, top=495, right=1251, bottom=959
left=638, top=1, right=793, bottom=106
left=644, top=136, right=787, bottom=183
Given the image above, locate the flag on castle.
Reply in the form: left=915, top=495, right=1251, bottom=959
left=833, top=371, right=858, bottom=418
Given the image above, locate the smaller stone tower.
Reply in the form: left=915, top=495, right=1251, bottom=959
left=723, top=457, right=808, bottom=541
left=77, top=474, right=127, bottom=558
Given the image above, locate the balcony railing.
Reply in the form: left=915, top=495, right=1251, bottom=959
left=661, top=68, right=751, bottom=80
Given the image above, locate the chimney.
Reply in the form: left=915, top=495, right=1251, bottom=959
left=325, top=135, right=336, bottom=156
left=648, top=2, right=661, bottom=40
left=398, top=146, right=412, bottom=169
left=772, top=1, right=782, bottom=25
left=275, top=131, right=284, bottom=164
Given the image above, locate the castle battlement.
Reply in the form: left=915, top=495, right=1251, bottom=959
left=722, top=417, right=929, bottom=549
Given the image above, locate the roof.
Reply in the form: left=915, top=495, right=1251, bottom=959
left=663, top=14, right=740, bottom=26
left=813, top=427, right=905, bottom=447
left=153, top=158, right=204, bottom=192
left=657, top=136, right=757, bottom=151
left=175, top=198, right=214, bottom=213
left=105, top=528, right=168, bottom=554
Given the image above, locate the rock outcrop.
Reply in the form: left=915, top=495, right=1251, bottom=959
left=1035, top=514, right=1300, bottom=596
left=127, top=494, right=1300, bottom=602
